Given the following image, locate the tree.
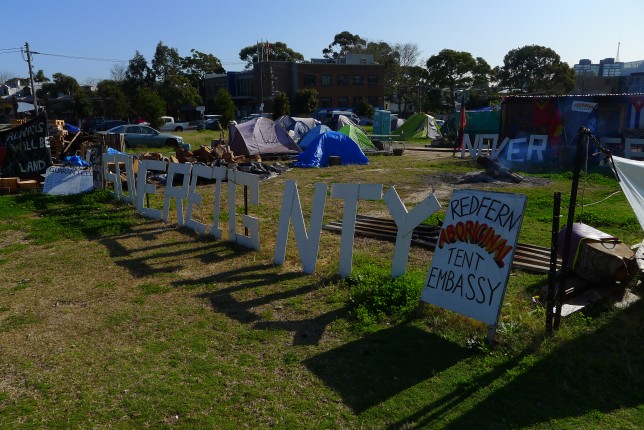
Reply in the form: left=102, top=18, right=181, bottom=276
left=426, top=49, right=477, bottom=110
left=96, top=79, right=130, bottom=118
left=323, top=31, right=366, bottom=60
left=132, top=87, right=165, bottom=127
left=212, top=88, right=236, bottom=125
left=158, top=74, right=202, bottom=117
left=294, top=88, right=318, bottom=116
left=124, top=51, right=154, bottom=96
left=38, top=72, right=81, bottom=98
left=110, top=64, right=127, bottom=82
left=271, top=91, right=290, bottom=119
left=497, top=45, right=575, bottom=94
left=354, top=97, right=375, bottom=119
left=181, top=49, right=225, bottom=87
left=238, top=42, right=304, bottom=69
left=34, top=70, right=49, bottom=83
left=151, top=41, right=182, bottom=82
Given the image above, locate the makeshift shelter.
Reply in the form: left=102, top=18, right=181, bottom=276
left=338, top=124, right=377, bottom=151
left=275, top=116, right=319, bottom=142
left=298, top=125, right=331, bottom=149
left=391, top=113, right=441, bottom=140
left=229, top=117, right=301, bottom=156
left=329, top=114, right=359, bottom=131
left=392, top=117, right=405, bottom=131
left=295, top=131, right=368, bottom=168
left=442, top=108, right=500, bottom=138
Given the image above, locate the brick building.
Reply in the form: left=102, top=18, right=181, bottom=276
left=203, top=54, right=385, bottom=119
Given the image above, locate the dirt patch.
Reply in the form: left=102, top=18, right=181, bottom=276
left=421, top=171, right=552, bottom=203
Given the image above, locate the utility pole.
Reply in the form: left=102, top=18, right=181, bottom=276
left=24, top=42, right=39, bottom=113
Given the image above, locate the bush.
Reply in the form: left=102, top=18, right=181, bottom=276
left=344, top=260, right=425, bottom=330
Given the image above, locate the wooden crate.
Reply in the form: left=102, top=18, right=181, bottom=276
left=0, top=177, right=19, bottom=193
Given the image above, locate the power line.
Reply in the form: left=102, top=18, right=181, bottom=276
left=32, top=51, right=128, bottom=63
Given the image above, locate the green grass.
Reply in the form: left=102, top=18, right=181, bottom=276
left=0, top=148, right=642, bottom=429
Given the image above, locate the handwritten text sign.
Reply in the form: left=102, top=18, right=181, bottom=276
left=421, top=190, right=527, bottom=326
left=43, top=166, right=94, bottom=195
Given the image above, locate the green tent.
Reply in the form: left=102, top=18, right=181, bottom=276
left=338, top=124, right=376, bottom=151
left=442, top=109, right=500, bottom=138
left=391, top=113, right=441, bottom=140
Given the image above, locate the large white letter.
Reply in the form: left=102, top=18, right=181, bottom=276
left=209, top=167, right=228, bottom=239
left=227, top=170, right=260, bottom=250
left=102, top=153, right=122, bottom=199
left=384, top=187, right=441, bottom=277
left=114, top=153, right=137, bottom=205
left=527, top=135, right=548, bottom=162
left=185, top=164, right=215, bottom=235
left=163, top=162, right=192, bottom=225
left=135, top=159, right=166, bottom=220
left=331, top=183, right=383, bottom=278
left=274, top=181, right=327, bottom=273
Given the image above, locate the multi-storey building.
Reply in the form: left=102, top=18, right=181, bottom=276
left=573, top=58, right=644, bottom=94
left=203, top=54, right=385, bottom=119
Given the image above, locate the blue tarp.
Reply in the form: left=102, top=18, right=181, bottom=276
left=295, top=131, right=368, bottom=168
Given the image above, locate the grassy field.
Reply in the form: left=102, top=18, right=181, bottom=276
left=0, top=130, right=642, bottom=429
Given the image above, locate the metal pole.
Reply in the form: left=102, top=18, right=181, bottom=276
left=25, top=42, right=39, bottom=113
left=553, top=127, right=588, bottom=329
left=546, top=191, right=561, bottom=334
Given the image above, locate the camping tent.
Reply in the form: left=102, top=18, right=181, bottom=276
left=298, top=125, right=331, bottom=149
left=275, top=116, right=319, bottom=142
left=391, top=113, right=441, bottom=140
left=229, top=117, right=301, bottom=156
left=391, top=117, right=405, bottom=131
left=338, top=124, right=377, bottom=151
left=329, top=114, right=359, bottom=131
left=295, top=131, right=368, bottom=168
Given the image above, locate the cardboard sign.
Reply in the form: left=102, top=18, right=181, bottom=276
left=0, top=114, right=52, bottom=178
left=43, top=166, right=94, bottom=195
left=421, top=190, right=527, bottom=326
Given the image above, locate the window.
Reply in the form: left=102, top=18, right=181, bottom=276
left=321, top=74, right=332, bottom=86
left=368, top=75, right=378, bottom=86
left=337, top=97, right=348, bottom=108
left=353, top=74, right=364, bottom=86
left=368, top=96, right=379, bottom=107
left=320, top=97, right=332, bottom=108
left=304, top=74, right=316, bottom=87
left=337, top=74, right=348, bottom=86
left=353, top=96, right=363, bottom=107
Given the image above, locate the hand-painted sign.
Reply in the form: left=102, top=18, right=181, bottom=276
left=43, top=166, right=94, bottom=195
left=421, top=190, right=527, bottom=326
left=0, top=114, right=52, bottom=178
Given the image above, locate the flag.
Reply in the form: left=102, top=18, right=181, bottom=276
left=458, top=95, right=467, bottom=150
left=266, top=40, right=270, bottom=60
left=256, top=41, right=260, bottom=63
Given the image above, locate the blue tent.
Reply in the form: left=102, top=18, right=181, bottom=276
left=295, top=131, right=368, bottom=168
left=298, top=125, right=331, bottom=149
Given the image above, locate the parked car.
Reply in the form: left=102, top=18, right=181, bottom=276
left=93, top=120, right=128, bottom=133
left=98, top=124, right=184, bottom=148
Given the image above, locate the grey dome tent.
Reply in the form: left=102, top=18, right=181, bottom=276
left=229, top=117, right=301, bottom=156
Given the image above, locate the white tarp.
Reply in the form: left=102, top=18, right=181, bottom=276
left=613, top=156, right=644, bottom=231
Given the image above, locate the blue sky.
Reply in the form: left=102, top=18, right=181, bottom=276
left=2, top=0, right=642, bottom=84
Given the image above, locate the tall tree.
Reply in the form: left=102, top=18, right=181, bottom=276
left=96, top=79, right=130, bottom=118
left=38, top=72, right=81, bottom=98
left=323, top=31, right=366, bottom=60
left=132, top=87, right=165, bottom=127
left=124, top=51, right=153, bottom=96
left=426, top=49, right=477, bottom=110
left=151, top=42, right=182, bottom=82
left=34, top=70, right=49, bottom=83
left=212, top=88, right=236, bottom=125
left=110, top=64, right=127, bottom=82
left=271, top=91, right=290, bottom=119
left=181, top=49, right=225, bottom=87
left=238, top=42, right=304, bottom=69
left=158, top=74, right=202, bottom=117
left=294, top=88, right=318, bottom=116
left=497, top=45, right=575, bottom=94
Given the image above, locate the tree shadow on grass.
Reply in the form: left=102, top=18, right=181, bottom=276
left=390, top=299, right=644, bottom=429
left=304, top=325, right=473, bottom=413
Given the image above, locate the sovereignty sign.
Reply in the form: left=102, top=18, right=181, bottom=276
left=0, top=114, right=52, bottom=178
left=421, top=190, right=527, bottom=326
